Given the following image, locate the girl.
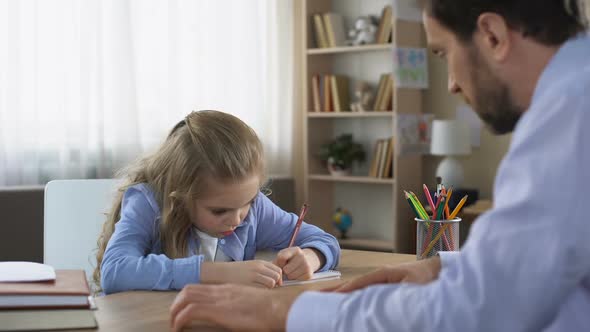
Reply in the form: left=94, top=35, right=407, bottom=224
left=93, top=110, right=340, bottom=294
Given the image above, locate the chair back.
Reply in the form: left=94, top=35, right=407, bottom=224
left=44, top=179, right=120, bottom=286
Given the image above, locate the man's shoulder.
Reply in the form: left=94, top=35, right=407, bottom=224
left=557, top=66, right=590, bottom=98
left=547, top=34, right=590, bottom=101
left=535, top=64, right=590, bottom=115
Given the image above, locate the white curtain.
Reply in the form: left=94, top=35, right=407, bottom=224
left=0, top=0, right=294, bottom=186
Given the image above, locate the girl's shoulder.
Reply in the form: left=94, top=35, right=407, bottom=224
left=123, top=183, right=161, bottom=215
left=252, top=190, right=273, bottom=208
left=249, top=190, right=284, bottom=219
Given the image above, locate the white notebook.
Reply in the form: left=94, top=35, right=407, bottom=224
left=0, top=262, right=56, bottom=282
left=281, top=270, right=341, bottom=286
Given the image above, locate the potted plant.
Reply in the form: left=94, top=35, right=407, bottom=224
left=319, top=134, right=366, bottom=176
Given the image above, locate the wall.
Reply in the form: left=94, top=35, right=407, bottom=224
left=423, top=54, right=511, bottom=200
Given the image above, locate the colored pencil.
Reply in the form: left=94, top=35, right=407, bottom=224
left=421, top=195, right=468, bottom=258
left=405, top=191, right=422, bottom=219
left=449, top=195, right=468, bottom=219
left=423, top=184, right=436, bottom=213
left=288, top=203, right=309, bottom=247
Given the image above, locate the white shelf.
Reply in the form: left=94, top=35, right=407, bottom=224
left=307, top=111, right=394, bottom=118
left=338, top=238, right=395, bottom=252
left=309, top=174, right=394, bottom=185
left=307, top=43, right=393, bottom=55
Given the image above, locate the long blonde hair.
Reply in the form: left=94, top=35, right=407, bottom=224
left=93, top=110, right=265, bottom=291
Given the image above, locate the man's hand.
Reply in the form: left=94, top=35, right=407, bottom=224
left=200, top=260, right=283, bottom=288
left=274, top=247, right=325, bottom=281
left=170, top=284, right=300, bottom=332
left=327, top=256, right=441, bottom=292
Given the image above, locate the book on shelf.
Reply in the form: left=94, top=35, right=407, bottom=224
left=368, top=137, right=394, bottom=178
left=378, top=74, right=393, bottom=111
left=322, top=13, right=346, bottom=47
left=323, top=74, right=333, bottom=112
left=0, top=269, right=91, bottom=309
left=377, top=139, right=390, bottom=178
left=311, top=74, right=321, bottom=112
left=310, top=74, right=350, bottom=113
left=369, top=139, right=383, bottom=178
left=383, top=137, right=395, bottom=178
left=330, top=75, right=350, bottom=112
left=376, top=5, right=393, bottom=44
left=312, top=14, right=329, bottom=48
left=372, top=74, right=386, bottom=111
left=373, top=73, right=393, bottom=111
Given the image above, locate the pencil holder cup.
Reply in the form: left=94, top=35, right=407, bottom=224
left=415, top=217, right=460, bottom=260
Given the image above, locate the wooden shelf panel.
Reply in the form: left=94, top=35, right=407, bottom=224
left=307, top=43, right=393, bottom=55
left=338, top=238, right=395, bottom=252
left=309, top=174, right=394, bottom=184
left=307, top=112, right=394, bottom=118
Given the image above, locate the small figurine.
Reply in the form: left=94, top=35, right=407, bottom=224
left=332, top=208, right=353, bottom=239
left=347, top=16, right=378, bottom=46
left=350, top=80, right=374, bottom=112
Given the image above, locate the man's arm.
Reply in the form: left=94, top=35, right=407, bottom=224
left=170, top=284, right=302, bottom=332
left=287, top=95, right=590, bottom=331
left=328, top=256, right=442, bottom=292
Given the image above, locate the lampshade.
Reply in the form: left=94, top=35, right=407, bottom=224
left=430, top=120, right=471, bottom=156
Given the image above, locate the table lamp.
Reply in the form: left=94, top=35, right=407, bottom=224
left=430, top=119, right=471, bottom=188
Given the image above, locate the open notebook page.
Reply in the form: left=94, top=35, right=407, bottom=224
left=281, top=270, right=341, bottom=286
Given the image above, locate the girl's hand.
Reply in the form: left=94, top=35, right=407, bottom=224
left=274, top=247, right=325, bottom=281
left=200, top=260, right=283, bottom=288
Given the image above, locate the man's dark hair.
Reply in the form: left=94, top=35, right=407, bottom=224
left=422, top=0, right=587, bottom=45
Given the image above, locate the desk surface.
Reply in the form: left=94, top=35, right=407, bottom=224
left=84, top=250, right=414, bottom=332
left=463, top=199, right=492, bottom=216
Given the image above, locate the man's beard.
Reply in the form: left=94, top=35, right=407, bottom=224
left=468, top=49, right=523, bottom=135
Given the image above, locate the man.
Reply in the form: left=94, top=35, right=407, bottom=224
left=170, top=0, right=590, bottom=330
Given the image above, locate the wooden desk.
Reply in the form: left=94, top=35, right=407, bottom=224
left=462, top=199, right=492, bottom=217
left=85, top=250, right=414, bottom=332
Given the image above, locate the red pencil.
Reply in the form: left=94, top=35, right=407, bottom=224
left=288, top=203, right=309, bottom=247
left=422, top=184, right=436, bottom=215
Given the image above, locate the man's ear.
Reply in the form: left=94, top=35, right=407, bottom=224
left=475, top=13, right=511, bottom=62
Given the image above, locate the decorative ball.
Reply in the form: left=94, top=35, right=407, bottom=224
left=332, top=208, right=352, bottom=239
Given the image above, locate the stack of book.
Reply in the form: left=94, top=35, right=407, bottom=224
left=311, top=12, right=346, bottom=48
left=0, top=262, right=96, bottom=331
left=372, top=73, right=394, bottom=111
left=368, top=137, right=395, bottom=178
left=310, top=74, right=350, bottom=112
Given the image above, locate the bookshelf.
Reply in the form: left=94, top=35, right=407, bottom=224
left=300, top=0, right=424, bottom=254
left=307, top=43, right=393, bottom=55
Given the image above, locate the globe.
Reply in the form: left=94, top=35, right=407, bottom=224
left=332, top=208, right=352, bottom=239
